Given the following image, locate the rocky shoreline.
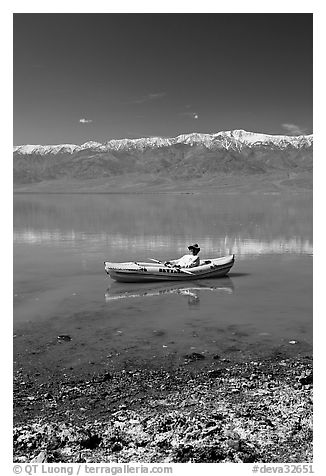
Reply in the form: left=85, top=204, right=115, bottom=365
left=14, top=352, right=313, bottom=463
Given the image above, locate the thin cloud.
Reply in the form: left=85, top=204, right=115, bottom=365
left=180, top=111, right=199, bottom=120
left=148, top=92, right=166, bottom=100
left=281, top=123, right=307, bottom=136
left=79, top=118, right=93, bottom=124
left=131, top=92, right=166, bottom=104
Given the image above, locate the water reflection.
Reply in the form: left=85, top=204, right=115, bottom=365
left=14, top=229, right=313, bottom=256
left=14, top=193, right=313, bottom=264
left=105, top=278, right=234, bottom=306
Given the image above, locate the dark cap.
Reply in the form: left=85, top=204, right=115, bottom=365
left=188, top=243, right=200, bottom=253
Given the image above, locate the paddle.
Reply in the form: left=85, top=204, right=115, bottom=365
left=148, top=258, right=195, bottom=275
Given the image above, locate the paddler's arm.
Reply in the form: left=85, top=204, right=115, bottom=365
left=164, top=261, right=181, bottom=268
left=164, top=258, right=179, bottom=266
left=188, top=255, right=200, bottom=268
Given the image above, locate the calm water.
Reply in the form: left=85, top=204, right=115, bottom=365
left=13, top=193, right=313, bottom=366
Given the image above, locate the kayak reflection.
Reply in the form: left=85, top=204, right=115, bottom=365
left=105, top=277, right=234, bottom=306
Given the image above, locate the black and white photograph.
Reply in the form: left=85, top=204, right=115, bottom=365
left=12, top=10, right=314, bottom=468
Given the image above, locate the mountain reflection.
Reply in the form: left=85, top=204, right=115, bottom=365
left=14, top=229, right=313, bottom=256
left=105, top=278, right=234, bottom=306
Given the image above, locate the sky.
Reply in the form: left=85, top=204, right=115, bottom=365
left=13, top=13, right=313, bottom=145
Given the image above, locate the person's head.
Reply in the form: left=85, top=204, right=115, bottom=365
left=188, top=244, right=200, bottom=255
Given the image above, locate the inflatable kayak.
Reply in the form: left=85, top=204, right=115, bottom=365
left=104, top=254, right=235, bottom=283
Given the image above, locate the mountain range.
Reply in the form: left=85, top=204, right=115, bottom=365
left=13, top=129, right=313, bottom=187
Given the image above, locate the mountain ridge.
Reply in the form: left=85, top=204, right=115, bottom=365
left=13, top=129, right=313, bottom=155
left=13, top=129, right=313, bottom=187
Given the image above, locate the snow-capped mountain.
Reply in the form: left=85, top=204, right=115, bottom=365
left=13, top=129, right=313, bottom=155
left=13, top=129, right=313, bottom=186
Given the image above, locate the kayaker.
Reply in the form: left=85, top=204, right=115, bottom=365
left=165, top=243, right=201, bottom=268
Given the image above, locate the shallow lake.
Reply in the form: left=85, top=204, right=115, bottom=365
left=13, top=192, right=313, bottom=370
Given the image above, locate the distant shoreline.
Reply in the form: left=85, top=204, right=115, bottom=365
left=13, top=172, right=313, bottom=195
